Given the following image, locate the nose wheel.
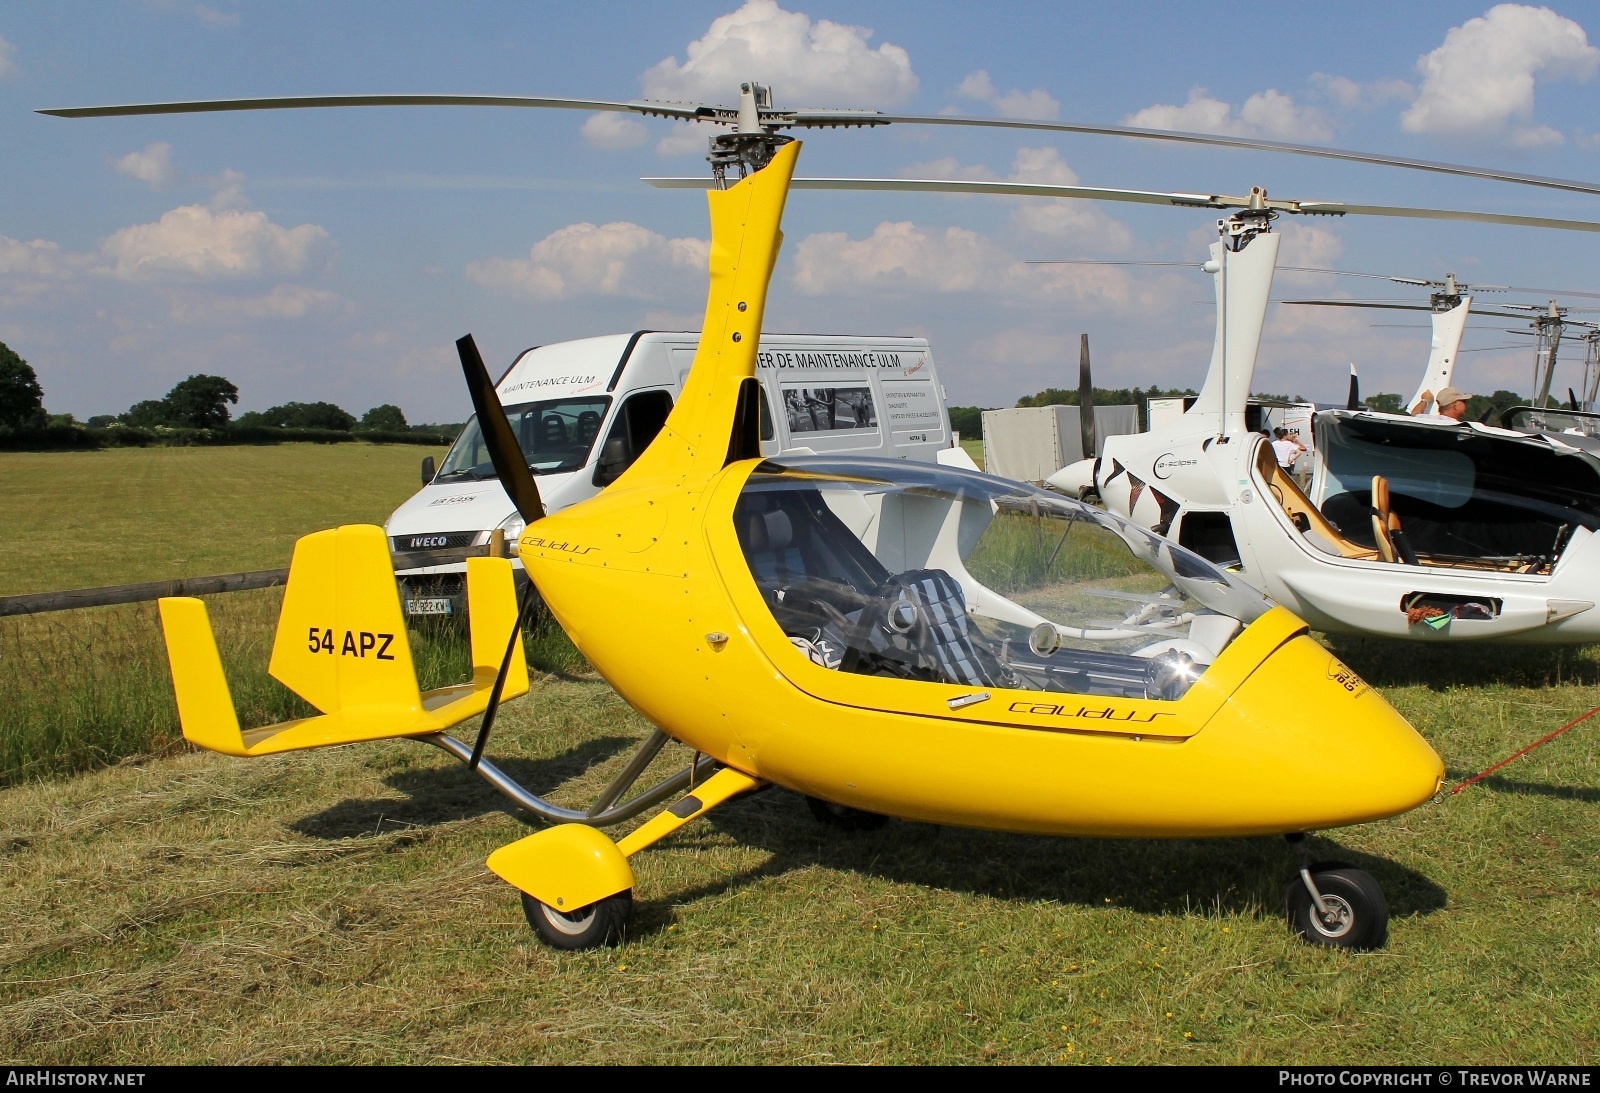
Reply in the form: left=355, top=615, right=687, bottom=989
left=1283, top=846, right=1388, bottom=950
left=522, top=891, right=633, bottom=950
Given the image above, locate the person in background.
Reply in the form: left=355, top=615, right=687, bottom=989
left=1410, top=386, right=1470, bottom=421
left=1271, top=426, right=1305, bottom=469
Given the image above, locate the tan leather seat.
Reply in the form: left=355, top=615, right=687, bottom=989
left=1254, top=442, right=1379, bottom=561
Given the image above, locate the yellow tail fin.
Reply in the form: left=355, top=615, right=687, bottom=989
left=159, top=524, right=530, bottom=757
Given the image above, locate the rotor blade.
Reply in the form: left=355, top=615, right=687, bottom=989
left=1347, top=366, right=1360, bottom=412
left=647, top=177, right=1600, bottom=235
left=1025, top=259, right=1200, bottom=268
left=647, top=176, right=1230, bottom=209
left=853, top=112, right=1600, bottom=198
left=1281, top=300, right=1533, bottom=320
left=43, top=92, right=1600, bottom=197
left=456, top=334, right=545, bottom=523
left=1297, top=201, right=1600, bottom=234
left=37, top=93, right=705, bottom=120
left=1078, top=334, right=1096, bottom=461
left=1501, top=284, right=1600, bottom=301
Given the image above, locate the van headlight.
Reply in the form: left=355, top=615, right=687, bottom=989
left=497, top=514, right=526, bottom=545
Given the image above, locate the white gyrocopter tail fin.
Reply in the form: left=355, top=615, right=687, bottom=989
left=158, top=524, right=528, bottom=757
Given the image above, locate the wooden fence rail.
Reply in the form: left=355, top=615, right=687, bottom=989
left=0, top=543, right=497, bottom=618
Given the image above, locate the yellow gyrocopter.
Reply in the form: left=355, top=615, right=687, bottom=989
left=150, top=127, right=1444, bottom=953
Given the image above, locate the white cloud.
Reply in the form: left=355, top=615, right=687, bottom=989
left=581, top=112, right=650, bottom=150
left=656, top=121, right=717, bottom=157
left=899, top=148, right=1132, bottom=250
left=167, top=284, right=342, bottom=323
left=1272, top=222, right=1346, bottom=287
left=191, top=4, right=240, bottom=28
left=1308, top=73, right=1414, bottom=110
left=0, top=35, right=17, bottom=80
left=115, top=142, right=179, bottom=188
left=466, top=221, right=709, bottom=300
left=1003, top=148, right=1132, bottom=249
left=790, top=220, right=1132, bottom=307
left=641, top=0, right=917, bottom=108
left=1125, top=87, right=1333, bottom=142
left=954, top=70, right=1060, bottom=120
left=146, top=1, right=239, bottom=29
left=0, top=236, right=84, bottom=281
left=97, top=182, right=329, bottom=281
left=1402, top=3, right=1599, bottom=143
left=0, top=236, right=91, bottom=304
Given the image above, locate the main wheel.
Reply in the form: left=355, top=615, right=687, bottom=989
left=1285, top=865, right=1388, bottom=950
left=522, top=890, right=632, bottom=950
left=805, top=795, right=890, bottom=831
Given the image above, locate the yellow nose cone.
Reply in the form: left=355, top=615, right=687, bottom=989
left=1197, top=635, right=1443, bottom=834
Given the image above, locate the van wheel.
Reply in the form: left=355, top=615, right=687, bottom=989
left=805, top=796, right=889, bottom=831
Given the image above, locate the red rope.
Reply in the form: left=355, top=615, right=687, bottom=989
left=1452, top=702, right=1600, bottom=794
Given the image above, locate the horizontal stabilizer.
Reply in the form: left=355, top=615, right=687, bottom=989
left=158, top=525, right=530, bottom=757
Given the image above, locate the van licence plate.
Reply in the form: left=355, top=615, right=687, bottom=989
left=405, top=597, right=453, bottom=616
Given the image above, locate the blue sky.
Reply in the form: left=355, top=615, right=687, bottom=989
left=4, top=1, right=1600, bottom=421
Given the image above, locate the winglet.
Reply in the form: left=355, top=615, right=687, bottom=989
left=157, top=596, right=250, bottom=757
left=466, top=556, right=528, bottom=697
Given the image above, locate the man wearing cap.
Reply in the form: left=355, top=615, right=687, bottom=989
left=1411, top=386, right=1470, bottom=421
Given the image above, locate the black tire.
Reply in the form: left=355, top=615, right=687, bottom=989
left=1285, top=866, right=1388, bottom=950
left=522, top=890, right=632, bottom=950
left=805, top=795, right=890, bottom=831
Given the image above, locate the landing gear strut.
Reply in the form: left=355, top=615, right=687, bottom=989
left=1284, top=834, right=1389, bottom=950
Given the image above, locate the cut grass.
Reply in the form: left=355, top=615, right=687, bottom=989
left=0, top=645, right=1596, bottom=1063
left=0, top=443, right=447, bottom=596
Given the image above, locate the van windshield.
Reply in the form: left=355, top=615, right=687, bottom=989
left=434, top=396, right=612, bottom=480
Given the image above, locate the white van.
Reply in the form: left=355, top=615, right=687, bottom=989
left=386, top=331, right=965, bottom=616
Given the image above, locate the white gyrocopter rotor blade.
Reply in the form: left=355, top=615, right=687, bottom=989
left=643, top=176, right=1600, bottom=235
left=1280, top=300, right=1533, bottom=320
left=37, top=93, right=1600, bottom=198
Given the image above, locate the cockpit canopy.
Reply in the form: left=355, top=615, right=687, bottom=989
left=734, top=458, right=1268, bottom=702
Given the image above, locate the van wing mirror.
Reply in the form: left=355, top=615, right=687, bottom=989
left=594, top=435, right=630, bottom=487
left=421, top=456, right=436, bottom=485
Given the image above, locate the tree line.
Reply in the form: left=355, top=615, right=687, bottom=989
left=0, top=340, right=461, bottom=451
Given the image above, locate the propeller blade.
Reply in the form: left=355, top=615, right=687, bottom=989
left=1078, top=334, right=1097, bottom=460
left=456, top=334, right=545, bottom=523
left=857, top=113, right=1600, bottom=198
left=468, top=584, right=536, bottom=772
left=647, top=177, right=1600, bottom=235
left=1347, top=366, right=1360, bottom=412
left=36, top=93, right=699, bottom=119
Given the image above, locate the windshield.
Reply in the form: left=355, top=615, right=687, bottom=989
left=435, top=396, right=612, bottom=480
left=735, top=457, right=1268, bottom=701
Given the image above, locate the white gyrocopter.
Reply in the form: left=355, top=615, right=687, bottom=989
left=50, top=85, right=1600, bottom=648
left=1026, top=210, right=1600, bottom=643
left=688, top=173, right=1600, bottom=642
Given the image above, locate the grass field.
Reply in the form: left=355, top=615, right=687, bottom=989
left=1, top=445, right=1598, bottom=1063
left=0, top=444, right=447, bottom=596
